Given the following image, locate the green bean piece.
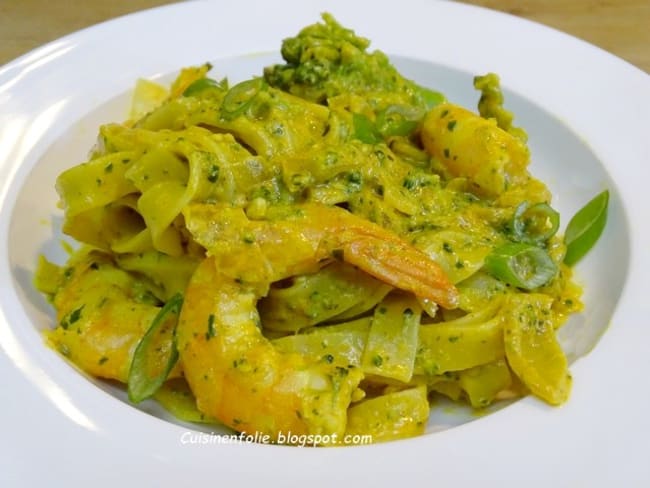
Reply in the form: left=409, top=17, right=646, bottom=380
left=128, top=293, right=183, bottom=403
left=484, top=243, right=558, bottom=290
left=563, top=190, right=609, bottom=266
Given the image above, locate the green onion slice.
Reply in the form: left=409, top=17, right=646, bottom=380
left=563, top=190, right=609, bottom=266
left=417, top=86, right=446, bottom=110
left=511, top=201, right=560, bottom=244
left=484, top=243, right=558, bottom=290
left=182, top=77, right=226, bottom=97
left=128, top=293, right=184, bottom=403
left=221, top=78, right=264, bottom=119
left=376, top=105, right=422, bottom=137
left=352, top=113, right=382, bottom=144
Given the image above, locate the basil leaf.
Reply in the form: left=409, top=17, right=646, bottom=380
left=563, top=190, right=609, bottom=266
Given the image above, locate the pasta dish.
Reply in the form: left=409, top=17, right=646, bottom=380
left=35, top=14, right=608, bottom=445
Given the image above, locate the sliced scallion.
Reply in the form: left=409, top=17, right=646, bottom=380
left=375, top=105, right=422, bottom=137
left=221, top=78, right=264, bottom=120
left=417, top=86, right=446, bottom=110
left=484, top=243, right=558, bottom=290
left=511, top=201, right=560, bottom=244
left=182, top=77, right=225, bottom=97
left=128, top=293, right=183, bottom=403
left=352, top=113, right=382, bottom=144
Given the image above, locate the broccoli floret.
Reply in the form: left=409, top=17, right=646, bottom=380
left=264, top=13, right=431, bottom=105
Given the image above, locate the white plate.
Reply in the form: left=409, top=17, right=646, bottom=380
left=1, top=0, right=649, bottom=485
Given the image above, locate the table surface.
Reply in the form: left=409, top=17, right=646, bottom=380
left=1, top=0, right=648, bottom=73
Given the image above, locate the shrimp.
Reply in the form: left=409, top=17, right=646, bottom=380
left=176, top=202, right=458, bottom=440
left=45, top=250, right=181, bottom=383
left=421, top=102, right=530, bottom=197
left=184, top=203, right=459, bottom=308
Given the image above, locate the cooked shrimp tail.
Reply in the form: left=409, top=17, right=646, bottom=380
left=337, top=230, right=459, bottom=309
left=185, top=202, right=459, bottom=309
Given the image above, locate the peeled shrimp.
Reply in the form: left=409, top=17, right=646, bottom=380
left=421, top=102, right=529, bottom=197
left=176, top=203, right=458, bottom=440
left=45, top=250, right=180, bottom=383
